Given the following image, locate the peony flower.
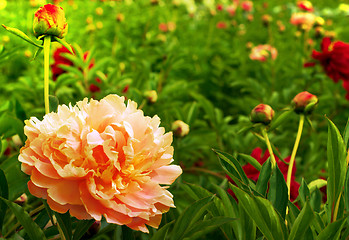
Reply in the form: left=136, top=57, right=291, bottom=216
left=216, top=21, right=227, bottom=29
left=249, top=44, right=277, bottom=62
left=33, top=4, right=68, bottom=39
left=297, top=1, right=313, bottom=12
left=227, top=148, right=300, bottom=202
left=310, top=37, right=349, bottom=83
left=19, top=95, right=182, bottom=232
left=290, top=12, right=316, bottom=30
left=241, top=1, right=253, bottom=12
left=226, top=5, right=237, bottom=16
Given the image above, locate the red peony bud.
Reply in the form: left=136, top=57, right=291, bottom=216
left=250, top=104, right=274, bottom=125
left=33, top=4, right=68, bottom=39
left=292, top=91, right=318, bottom=114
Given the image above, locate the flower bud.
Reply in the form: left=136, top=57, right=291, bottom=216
left=292, top=91, right=318, bottom=114
left=250, top=104, right=274, bottom=125
left=144, top=90, right=158, bottom=104
left=14, top=193, right=28, bottom=205
left=172, top=120, right=189, bottom=138
left=33, top=4, right=68, bottom=39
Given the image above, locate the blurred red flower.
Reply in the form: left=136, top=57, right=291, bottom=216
left=51, top=46, right=102, bottom=92
left=216, top=21, right=227, bottom=29
left=311, top=37, right=349, bottom=83
left=227, top=147, right=300, bottom=202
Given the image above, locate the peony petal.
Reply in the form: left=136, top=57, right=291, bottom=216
left=149, top=165, right=182, bottom=184
left=47, top=180, right=83, bottom=205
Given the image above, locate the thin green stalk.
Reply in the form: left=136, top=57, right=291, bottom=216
left=44, top=36, right=51, bottom=114
left=287, top=114, right=305, bottom=200
left=261, top=128, right=276, bottom=169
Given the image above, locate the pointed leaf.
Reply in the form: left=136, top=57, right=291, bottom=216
left=183, top=217, right=235, bottom=239
left=232, top=185, right=287, bottom=240
left=238, top=153, right=262, bottom=171
left=288, top=201, right=314, bottom=240
left=317, top=217, right=346, bottom=240
left=214, top=149, right=249, bottom=187
left=256, top=159, right=272, bottom=196
left=0, top=168, right=8, bottom=235
left=0, top=197, right=47, bottom=240
left=326, top=118, right=346, bottom=222
left=299, top=179, right=310, bottom=204
left=269, top=110, right=293, bottom=131
left=268, top=165, right=288, bottom=219
left=343, top=117, right=349, bottom=148
left=54, top=212, right=71, bottom=240
left=150, top=221, right=174, bottom=240
left=170, top=196, right=214, bottom=240
left=72, top=219, right=95, bottom=240
left=54, top=37, right=73, bottom=54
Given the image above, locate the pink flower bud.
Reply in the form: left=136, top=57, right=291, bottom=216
left=172, top=120, right=189, bottom=137
left=250, top=104, right=274, bottom=125
left=292, top=91, right=318, bottom=114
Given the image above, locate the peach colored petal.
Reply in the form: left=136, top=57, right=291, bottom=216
left=47, top=180, right=82, bottom=205
left=28, top=180, right=47, bottom=199
left=150, top=165, right=182, bottom=184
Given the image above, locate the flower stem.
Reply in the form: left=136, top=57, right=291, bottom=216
left=261, top=128, right=276, bottom=169
left=44, top=36, right=51, bottom=114
left=287, top=114, right=304, bottom=200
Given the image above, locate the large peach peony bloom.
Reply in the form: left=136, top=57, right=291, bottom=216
left=19, top=94, right=182, bottom=232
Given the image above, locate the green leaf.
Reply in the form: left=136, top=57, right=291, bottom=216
left=232, top=185, right=287, bottom=240
left=0, top=197, right=47, bottom=240
left=49, top=95, right=59, bottom=113
left=58, top=64, right=84, bottom=78
left=299, top=179, right=310, bottom=204
left=186, top=102, right=198, bottom=126
left=214, top=149, right=249, bottom=187
left=170, top=196, right=214, bottom=240
left=238, top=153, right=262, bottom=171
left=326, top=118, right=347, bottom=222
left=256, top=159, right=272, bottom=196
left=343, top=117, right=349, bottom=148
left=345, top=169, right=349, bottom=211
left=268, top=165, right=288, bottom=219
left=317, top=217, right=346, bottom=240
left=0, top=168, right=8, bottom=235
left=54, top=37, right=73, bottom=54
left=150, top=221, right=174, bottom=240
left=183, top=217, right=235, bottom=239
left=288, top=201, right=314, bottom=240
left=308, top=179, right=327, bottom=193
left=269, top=110, right=293, bottom=131
left=0, top=155, right=28, bottom=200
left=32, top=48, right=43, bottom=60
left=72, top=219, right=95, bottom=240
left=2, top=25, right=43, bottom=48
left=54, top=212, right=72, bottom=240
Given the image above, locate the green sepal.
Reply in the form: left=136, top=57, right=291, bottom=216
left=2, top=25, right=43, bottom=48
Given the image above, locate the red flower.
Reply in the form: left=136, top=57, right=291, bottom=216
left=311, top=37, right=349, bottom=83
left=216, top=21, right=227, bottom=29
left=51, top=46, right=102, bottom=92
left=227, top=148, right=300, bottom=202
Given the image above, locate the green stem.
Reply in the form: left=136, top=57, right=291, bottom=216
left=44, top=36, right=51, bottom=114
left=261, top=128, right=276, bottom=169
left=287, top=114, right=304, bottom=200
